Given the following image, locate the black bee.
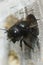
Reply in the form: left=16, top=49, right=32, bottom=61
left=7, top=14, right=39, bottom=50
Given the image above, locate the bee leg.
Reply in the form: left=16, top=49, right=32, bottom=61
left=23, top=40, right=33, bottom=49
left=37, top=40, right=40, bottom=51
left=35, top=37, right=40, bottom=51
left=20, top=38, right=23, bottom=50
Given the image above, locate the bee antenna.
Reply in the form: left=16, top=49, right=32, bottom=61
left=36, top=18, right=43, bottom=20
left=36, top=19, right=40, bottom=20
left=0, top=28, right=8, bottom=33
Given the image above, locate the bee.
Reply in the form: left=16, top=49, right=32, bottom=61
left=7, top=14, right=39, bottom=50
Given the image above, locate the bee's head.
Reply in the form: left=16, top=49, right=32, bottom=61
left=4, top=15, right=20, bottom=43
left=7, top=24, right=22, bottom=43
